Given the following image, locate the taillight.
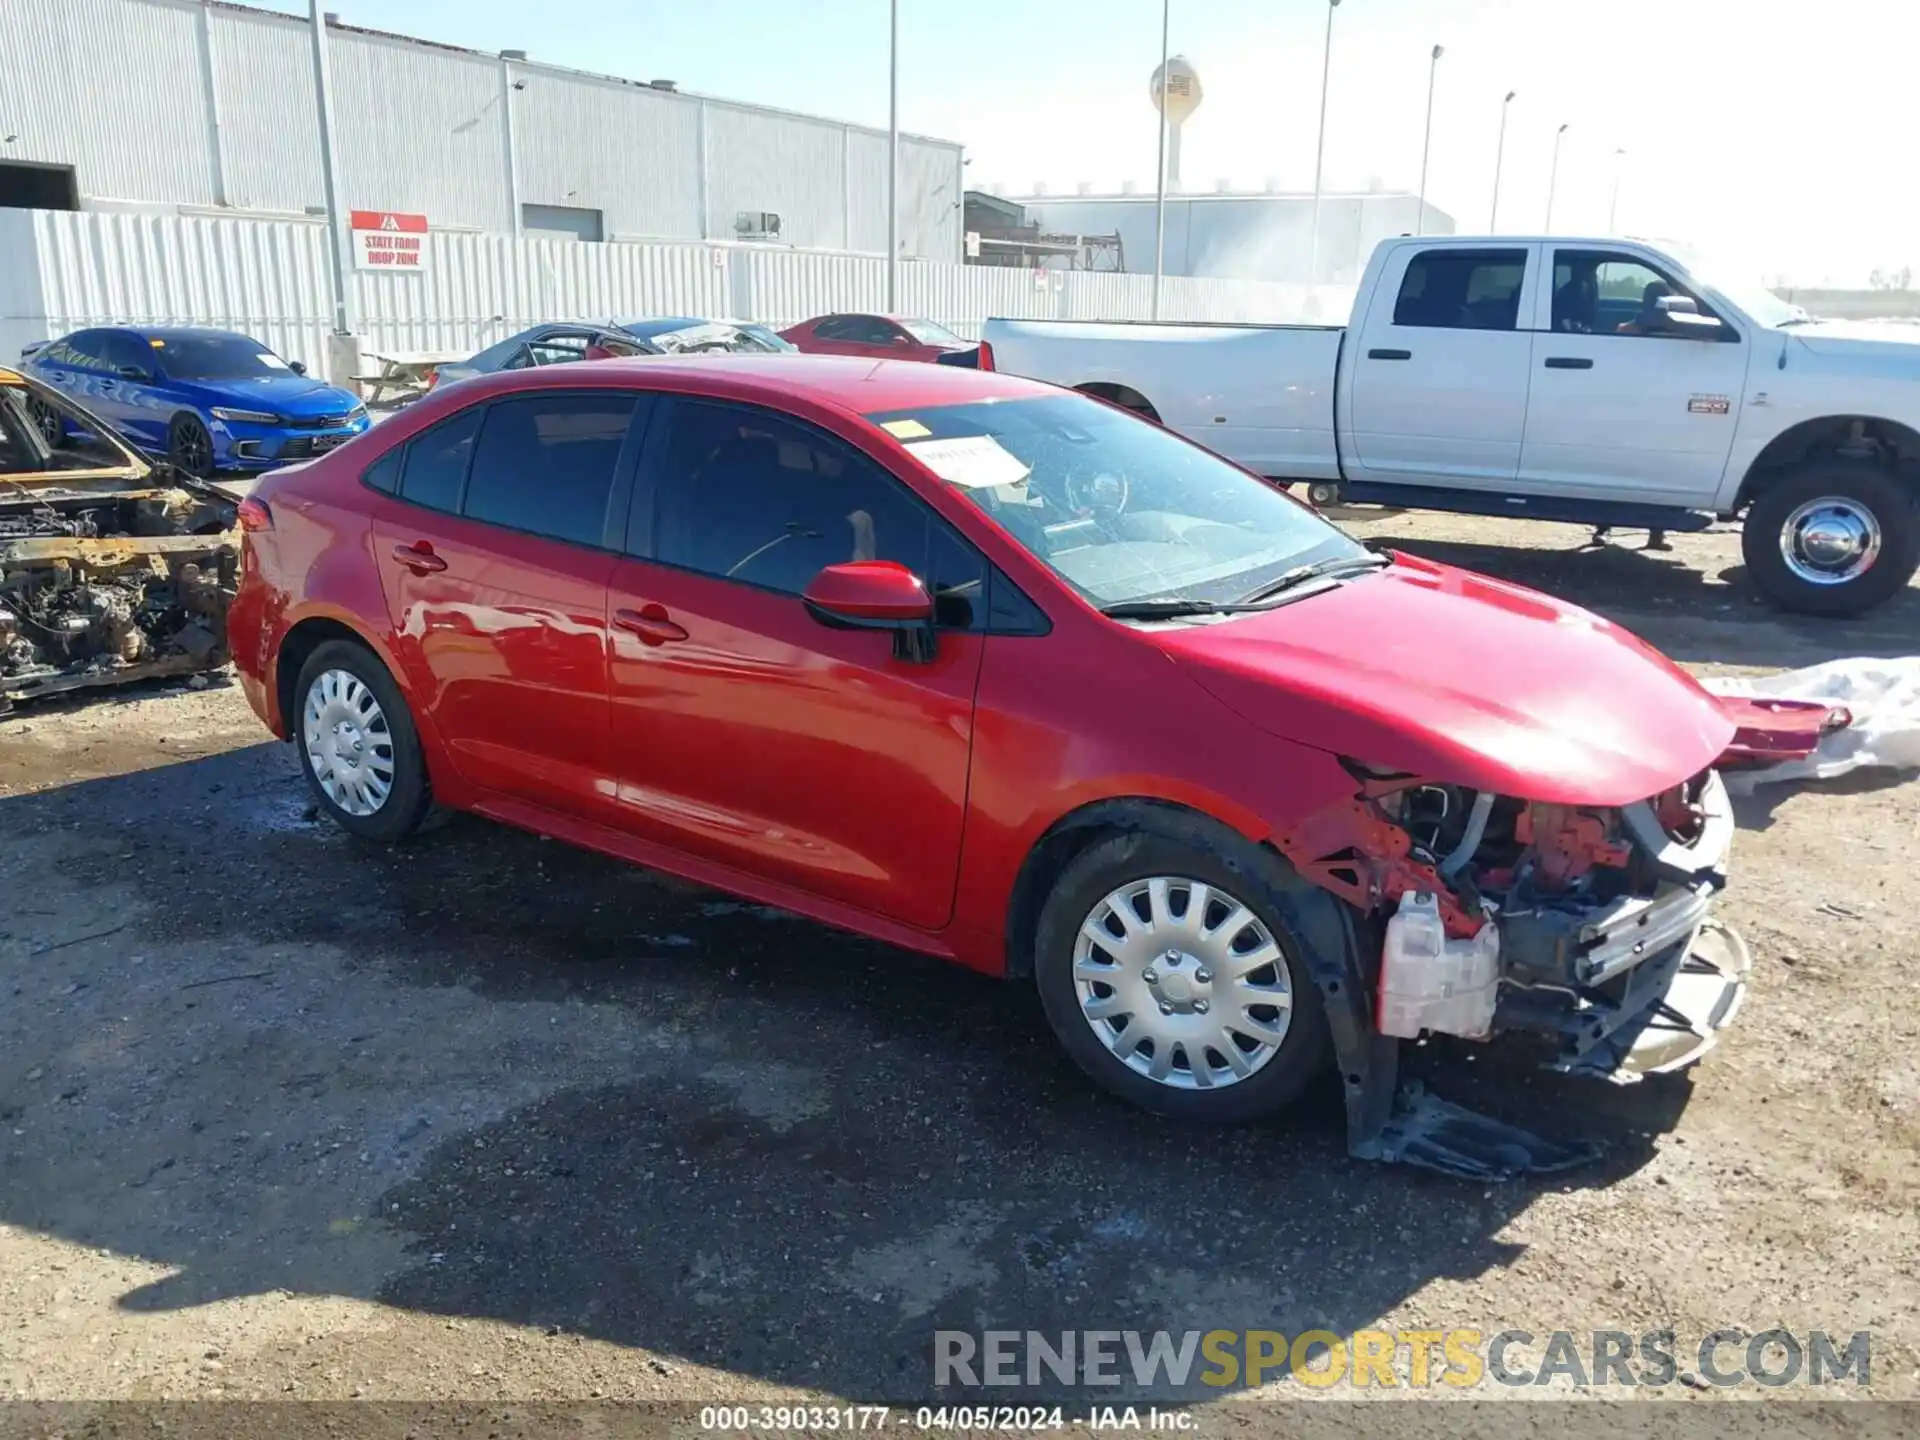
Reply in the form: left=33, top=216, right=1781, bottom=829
left=236, top=496, right=273, bottom=532
left=976, top=342, right=995, bottom=371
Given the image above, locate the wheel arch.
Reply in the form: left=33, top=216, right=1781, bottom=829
left=1001, top=797, right=1265, bottom=979
left=1072, top=382, right=1162, bottom=424
left=1733, top=413, right=1920, bottom=510
left=272, top=611, right=398, bottom=741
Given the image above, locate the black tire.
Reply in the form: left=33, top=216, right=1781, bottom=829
left=167, top=412, right=215, bottom=478
left=1742, top=462, right=1919, bottom=617
left=292, top=639, right=433, bottom=841
left=1033, top=825, right=1335, bottom=1124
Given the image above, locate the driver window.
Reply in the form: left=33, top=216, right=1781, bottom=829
left=1553, top=250, right=1721, bottom=337
left=648, top=399, right=985, bottom=626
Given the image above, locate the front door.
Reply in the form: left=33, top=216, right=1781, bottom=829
left=1516, top=247, right=1750, bottom=506
left=367, top=390, right=647, bottom=820
left=605, top=396, right=985, bottom=929
left=1345, top=245, right=1537, bottom=488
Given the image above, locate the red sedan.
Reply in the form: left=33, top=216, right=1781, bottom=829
left=229, top=354, right=1777, bottom=1174
left=779, top=313, right=974, bottom=363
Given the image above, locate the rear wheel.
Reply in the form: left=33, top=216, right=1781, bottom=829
left=1305, top=480, right=1343, bottom=508
left=1033, top=830, right=1332, bottom=1123
left=293, top=640, right=432, bottom=841
left=1742, top=462, right=1918, bottom=616
left=168, top=413, right=215, bottom=478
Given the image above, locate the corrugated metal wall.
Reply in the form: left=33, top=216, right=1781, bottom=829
left=7, top=209, right=1348, bottom=374
left=4, top=0, right=964, bottom=258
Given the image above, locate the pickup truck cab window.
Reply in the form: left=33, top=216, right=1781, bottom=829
left=1391, top=249, right=1527, bottom=330
left=1550, top=249, right=1734, bottom=340
left=870, top=390, right=1365, bottom=613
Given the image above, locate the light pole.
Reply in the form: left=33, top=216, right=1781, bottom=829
left=1489, top=89, right=1514, bottom=231
left=1307, top=0, right=1340, bottom=292
left=1544, top=121, right=1569, bottom=231
left=1152, top=0, right=1170, bottom=319
left=1416, top=44, right=1443, bottom=235
left=1608, top=146, right=1626, bottom=232
left=886, top=0, right=900, bottom=312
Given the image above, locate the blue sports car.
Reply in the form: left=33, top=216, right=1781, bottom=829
left=19, top=326, right=370, bottom=476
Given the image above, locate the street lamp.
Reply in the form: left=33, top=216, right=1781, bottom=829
left=886, top=0, right=900, bottom=312
left=1544, top=121, right=1569, bottom=231
left=1489, top=89, right=1515, bottom=231
left=1416, top=44, right=1443, bottom=235
left=1152, top=0, right=1170, bottom=319
left=1307, top=0, right=1340, bottom=293
left=1608, top=146, right=1626, bottom=232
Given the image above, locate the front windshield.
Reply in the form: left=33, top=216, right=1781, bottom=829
left=867, top=392, right=1365, bottom=610
left=152, top=334, right=293, bottom=381
left=900, top=319, right=965, bottom=347
left=1656, top=243, right=1802, bottom=328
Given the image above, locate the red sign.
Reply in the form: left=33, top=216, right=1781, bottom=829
left=349, top=210, right=429, bottom=272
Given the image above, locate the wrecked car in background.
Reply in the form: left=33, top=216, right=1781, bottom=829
left=0, top=365, right=238, bottom=712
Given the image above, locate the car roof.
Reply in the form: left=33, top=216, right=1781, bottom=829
left=416, top=352, right=1050, bottom=417
left=100, top=325, right=263, bottom=344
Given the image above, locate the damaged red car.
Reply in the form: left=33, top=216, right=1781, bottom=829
left=228, top=357, right=1836, bottom=1178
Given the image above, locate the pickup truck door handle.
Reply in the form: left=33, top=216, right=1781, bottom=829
left=614, top=604, right=689, bottom=646
left=390, top=541, right=447, bottom=574
left=1367, top=348, right=1412, bottom=361
left=1543, top=356, right=1594, bottom=369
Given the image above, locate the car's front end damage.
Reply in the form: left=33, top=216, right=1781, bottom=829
left=1272, top=733, right=1834, bottom=1180
left=0, top=367, right=238, bottom=712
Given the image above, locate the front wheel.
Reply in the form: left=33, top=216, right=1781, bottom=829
left=1033, top=832, right=1331, bottom=1124
left=168, top=413, right=216, bottom=478
left=1742, top=463, right=1918, bottom=616
left=293, top=640, right=433, bottom=841
left=1305, top=480, right=1343, bottom=509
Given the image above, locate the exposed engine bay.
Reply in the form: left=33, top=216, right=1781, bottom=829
left=0, top=368, right=239, bottom=711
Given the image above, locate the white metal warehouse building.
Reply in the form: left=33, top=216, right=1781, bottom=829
left=0, top=0, right=966, bottom=259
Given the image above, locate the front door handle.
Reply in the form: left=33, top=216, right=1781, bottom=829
left=1543, top=356, right=1594, bottom=369
left=391, top=541, right=447, bottom=574
left=1367, top=348, right=1412, bottom=361
left=614, top=604, right=689, bottom=646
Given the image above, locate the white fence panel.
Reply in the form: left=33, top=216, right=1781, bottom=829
left=10, top=208, right=1337, bottom=380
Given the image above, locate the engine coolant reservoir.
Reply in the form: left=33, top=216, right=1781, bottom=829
left=1377, top=890, right=1500, bottom=1040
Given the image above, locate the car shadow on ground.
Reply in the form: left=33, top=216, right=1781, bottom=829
left=1355, top=525, right=1920, bottom=670
left=0, top=744, right=1699, bottom=1401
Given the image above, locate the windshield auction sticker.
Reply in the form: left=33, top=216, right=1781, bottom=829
left=903, top=434, right=1031, bottom=488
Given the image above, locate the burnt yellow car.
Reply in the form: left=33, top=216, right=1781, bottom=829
left=1, top=365, right=238, bottom=711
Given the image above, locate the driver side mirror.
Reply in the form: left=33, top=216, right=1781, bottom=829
left=116, top=364, right=150, bottom=381
left=1653, top=294, right=1725, bottom=339
left=802, top=561, right=937, bottom=662
left=289, top=360, right=307, bottom=376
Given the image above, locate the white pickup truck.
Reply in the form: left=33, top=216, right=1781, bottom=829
left=980, top=235, right=1920, bottom=616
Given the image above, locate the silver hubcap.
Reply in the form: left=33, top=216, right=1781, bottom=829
left=1074, top=876, right=1293, bottom=1090
left=1779, top=496, right=1881, bottom=586
left=302, top=668, right=395, bottom=817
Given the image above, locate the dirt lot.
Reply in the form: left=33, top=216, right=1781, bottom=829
left=0, top=513, right=1916, bottom=1411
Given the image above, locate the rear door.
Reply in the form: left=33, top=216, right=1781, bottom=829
left=1517, top=247, right=1750, bottom=505
left=602, top=396, right=986, bottom=928
left=1345, top=244, right=1537, bottom=487
left=367, top=389, right=649, bottom=820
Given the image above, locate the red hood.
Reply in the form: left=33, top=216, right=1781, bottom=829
left=1157, top=555, right=1735, bottom=807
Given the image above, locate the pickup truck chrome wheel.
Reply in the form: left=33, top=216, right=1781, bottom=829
left=303, top=667, right=395, bottom=817
left=1779, top=496, right=1881, bottom=586
left=1073, top=876, right=1293, bottom=1090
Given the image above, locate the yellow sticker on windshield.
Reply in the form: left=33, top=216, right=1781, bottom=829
left=881, top=418, right=931, bottom=439
left=149, top=337, right=165, bottom=348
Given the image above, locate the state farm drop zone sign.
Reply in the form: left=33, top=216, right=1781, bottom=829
left=350, top=211, right=429, bottom=271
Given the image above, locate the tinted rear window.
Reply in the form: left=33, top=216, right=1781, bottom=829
left=462, top=392, right=637, bottom=546
left=399, top=407, right=483, bottom=513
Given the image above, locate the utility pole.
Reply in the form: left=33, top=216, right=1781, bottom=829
left=1608, top=146, right=1626, bottom=232
left=1152, top=0, right=1170, bottom=319
left=1416, top=44, right=1443, bottom=235
left=1307, top=0, right=1340, bottom=291
left=1490, top=90, right=1514, bottom=230
left=886, top=0, right=900, bottom=312
left=1545, top=121, right=1569, bottom=231
left=307, top=0, right=352, bottom=340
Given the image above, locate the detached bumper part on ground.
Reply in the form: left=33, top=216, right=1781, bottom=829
left=1278, top=764, right=1768, bottom=1182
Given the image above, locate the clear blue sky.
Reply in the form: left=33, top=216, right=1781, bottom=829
left=266, top=0, right=1919, bottom=286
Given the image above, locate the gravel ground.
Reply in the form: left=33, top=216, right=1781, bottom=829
left=0, top=513, right=1915, bottom=1411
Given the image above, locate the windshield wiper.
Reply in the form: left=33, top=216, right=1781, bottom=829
left=1096, top=598, right=1267, bottom=621
left=1236, top=551, right=1389, bottom=605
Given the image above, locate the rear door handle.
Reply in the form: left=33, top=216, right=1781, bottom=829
left=1367, top=348, right=1412, bottom=361
left=390, top=541, right=447, bottom=574
left=1544, top=356, right=1594, bottom=369
left=614, top=604, right=689, bottom=646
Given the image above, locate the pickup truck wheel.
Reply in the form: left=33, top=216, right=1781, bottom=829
left=1033, top=832, right=1331, bottom=1124
left=1743, top=463, right=1919, bottom=616
left=1306, top=481, right=1343, bottom=508
left=293, top=640, right=433, bottom=841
